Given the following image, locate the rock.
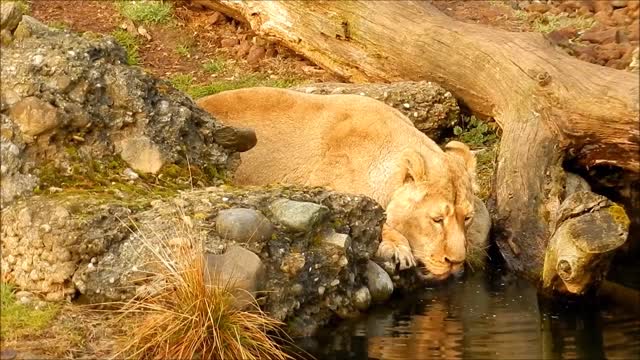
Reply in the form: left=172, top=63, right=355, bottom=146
left=290, top=81, right=460, bottom=140
left=593, top=10, right=615, bottom=26
left=9, top=97, right=60, bottom=138
left=220, top=37, right=238, bottom=48
left=213, top=125, right=257, bottom=152
left=13, top=15, right=51, bottom=40
left=1, top=115, right=38, bottom=206
left=611, top=8, right=631, bottom=26
left=557, top=1, right=582, bottom=13
left=580, top=27, right=619, bottom=44
left=247, top=45, right=266, bottom=65
left=0, top=29, right=12, bottom=46
left=595, top=43, right=626, bottom=61
left=577, top=5, right=594, bottom=16
left=117, top=136, right=164, bottom=174
left=205, top=245, right=264, bottom=309
left=575, top=44, right=599, bottom=63
left=547, top=27, right=578, bottom=47
left=526, top=2, right=550, bottom=13
left=236, top=39, right=251, bottom=58
left=209, top=11, right=227, bottom=25
left=1, top=19, right=242, bottom=207
left=215, top=208, right=274, bottom=243
left=0, top=2, right=22, bottom=33
left=280, top=252, right=306, bottom=276
left=353, top=287, right=371, bottom=311
left=15, top=290, right=33, bottom=304
left=123, top=168, right=139, bottom=180
left=593, top=1, right=613, bottom=14
left=0, top=348, right=17, bottom=360
left=3, top=185, right=385, bottom=337
left=366, top=260, right=393, bottom=303
left=269, top=198, right=330, bottom=232
left=566, top=172, right=591, bottom=195
left=321, top=229, right=350, bottom=249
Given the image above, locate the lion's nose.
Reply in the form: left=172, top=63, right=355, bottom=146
left=443, top=255, right=464, bottom=265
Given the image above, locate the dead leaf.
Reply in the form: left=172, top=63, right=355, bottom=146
left=137, top=26, right=152, bottom=41
left=122, top=18, right=138, bottom=36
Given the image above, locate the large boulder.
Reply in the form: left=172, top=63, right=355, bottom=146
left=1, top=185, right=385, bottom=336
left=0, top=14, right=249, bottom=207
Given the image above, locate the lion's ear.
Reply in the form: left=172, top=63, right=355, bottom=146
left=399, top=149, right=428, bottom=184
left=444, top=141, right=476, bottom=175
left=444, top=140, right=478, bottom=190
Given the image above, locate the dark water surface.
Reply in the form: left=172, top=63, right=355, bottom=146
left=294, top=266, right=640, bottom=360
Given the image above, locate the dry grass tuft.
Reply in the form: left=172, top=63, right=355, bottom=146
left=107, top=211, right=296, bottom=360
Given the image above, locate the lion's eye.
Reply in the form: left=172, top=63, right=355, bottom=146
left=432, top=217, right=444, bottom=224
left=465, top=215, right=473, bottom=223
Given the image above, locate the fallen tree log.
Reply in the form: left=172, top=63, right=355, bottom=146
left=206, top=0, right=639, bottom=293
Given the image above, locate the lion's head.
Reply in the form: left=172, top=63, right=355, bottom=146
left=385, top=141, right=477, bottom=279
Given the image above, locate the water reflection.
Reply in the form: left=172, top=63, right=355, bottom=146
left=295, top=268, right=640, bottom=360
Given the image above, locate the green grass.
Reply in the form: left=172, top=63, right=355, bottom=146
left=111, top=29, right=141, bottom=65
left=115, top=0, right=173, bottom=24
left=203, top=58, right=227, bottom=74
left=169, top=73, right=195, bottom=93
left=15, top=0, right=31, bottom=15
left=1, top=283, right=60, bottom=340
left=169, top=73, right=302, bottom=99
left=175, top=44, right=191, bottom=57
left=452, top=115, right=499, bottom=149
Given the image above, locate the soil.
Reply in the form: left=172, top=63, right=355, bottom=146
left=430, top=0, right=639, bottom=70
left=30, top=0, right=337, bottom=90
left=2, top=0, right=638, bottom=359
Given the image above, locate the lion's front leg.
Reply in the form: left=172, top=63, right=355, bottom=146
left=376, top=224, right=416, bottom=270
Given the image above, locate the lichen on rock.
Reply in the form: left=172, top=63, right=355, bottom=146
left=0, top=14, right=248, bottom=207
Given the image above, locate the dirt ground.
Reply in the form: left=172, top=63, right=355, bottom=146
left=30, top=0, right=336, bottom=90
left=2, top=0, right=638, bottom=359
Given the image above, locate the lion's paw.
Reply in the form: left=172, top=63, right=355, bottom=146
left=376, top=241, right=416, bottom=270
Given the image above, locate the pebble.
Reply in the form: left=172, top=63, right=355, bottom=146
left=31, top=54, right=45, bottom=67
left=0, top=348, right=17, bottom=360
left=123, top=167, right=139, bottom=180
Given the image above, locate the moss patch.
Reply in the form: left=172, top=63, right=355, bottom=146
left=608, top=203, right=630, bottom=229
left=0, top=283, right=60, bottom=341
left=34, top=151, right=227, bottom=213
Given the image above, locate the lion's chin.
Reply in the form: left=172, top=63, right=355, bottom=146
left=417, top=268, right=452, bottom=282
left=423, top=272, right=451, bottom=281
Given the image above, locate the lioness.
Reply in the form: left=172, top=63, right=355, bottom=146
left=197, top=87, right=477, bottom=280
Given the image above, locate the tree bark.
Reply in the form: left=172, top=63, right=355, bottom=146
left=207, top=0, right=639, bottom=286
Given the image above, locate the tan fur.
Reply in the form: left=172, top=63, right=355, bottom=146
left=197, top=87, right=477, bottom=278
